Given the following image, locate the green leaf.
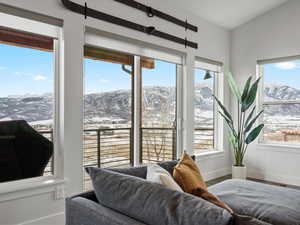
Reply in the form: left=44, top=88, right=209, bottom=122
left=244, top=110, right=264, bottom=133
left=227, top=72, right=241, bottom=103
left=218, top=111, right=237, bottom=137
left=244, top=106, right=256, bottom=128
left=241, top=77, right=252, bottom=103
left=228, top=129, right=238, bottom=150
left=245, top=124, right=264, bottom=144
left=218, top=111, right=232, bottom=125
left=213, top=95, right=232, bottom=122
left=242, top=77, right=261, bottom=112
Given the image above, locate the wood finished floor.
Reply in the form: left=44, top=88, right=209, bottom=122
left=207, top=175, right=300, bottom=190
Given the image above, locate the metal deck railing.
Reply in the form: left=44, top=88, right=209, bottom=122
left=39, top=126, right=214, bottom=189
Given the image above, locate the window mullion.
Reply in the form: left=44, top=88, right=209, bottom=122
left=133, top=56, right=141, bottom=166
left=257, top=64, right=264, bottom=143
left=213, top=70, right=218, bottom=150
left=53, top=38, right=60, bottom=177
left=176, top=65, right=183, bottom=158
left=215, top=66, right=223, bottom=152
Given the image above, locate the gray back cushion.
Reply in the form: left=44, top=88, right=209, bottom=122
left=86, top=167, right=233, bottom=225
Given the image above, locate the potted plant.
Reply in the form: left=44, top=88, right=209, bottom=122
left=214, top=73, right=264, bottom=179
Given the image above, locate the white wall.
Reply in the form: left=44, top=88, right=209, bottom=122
left=231, top=0, right=300, bottom=186
left=0, top=0, right=231, bottom=224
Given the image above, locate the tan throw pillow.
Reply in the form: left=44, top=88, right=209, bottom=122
left=173, top=152, right=207, bottom=193
left=191, top=187, right=234, bottom=214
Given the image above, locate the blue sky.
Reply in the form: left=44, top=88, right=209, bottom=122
left=85, top=58, right=177, bottom=94
left=0, top=43, right=177, bottom=97
left=263, top=60, right=300, bottom=89
left=1, top=42, right=300, bottom=97
left=0, top=44, right=54, bottom=97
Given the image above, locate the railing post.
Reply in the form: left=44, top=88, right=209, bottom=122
left=50, top=130, right=54, bottom=174
left=172, top=128, right=176, bottom=160
left=140, top=128, right=143, bottom=163
left=130, top=128, right=134, bottom=166
left=97, top=129, right=101, bottom=168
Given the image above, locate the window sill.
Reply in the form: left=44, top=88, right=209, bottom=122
left=256, top=143, right=300, bottom=154
left=194, top=150, right=224, bottom=160
left=0, top=176, right=65, bottom=202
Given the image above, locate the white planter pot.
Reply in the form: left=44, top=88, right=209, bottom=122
left=232, top=166, right=247, bottom=179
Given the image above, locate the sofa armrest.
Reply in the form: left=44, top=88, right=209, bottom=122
left=66, top=197, right=147, bottom=225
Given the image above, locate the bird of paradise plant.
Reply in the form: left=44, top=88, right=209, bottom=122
left=213, top=73, right=264, bottom=167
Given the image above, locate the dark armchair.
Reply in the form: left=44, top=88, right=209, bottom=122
left=0, top=120, right=53, bottom=182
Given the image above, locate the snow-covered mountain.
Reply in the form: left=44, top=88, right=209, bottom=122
left=0, top=95, right=53, bottom=122
left=0, top=83, right=299, bottom=124
left=263, top=83, right=300, bottom=116
left=264, top=83, right=300, bottom=101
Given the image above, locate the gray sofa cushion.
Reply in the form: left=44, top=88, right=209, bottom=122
left=66, top=196, right=147, bottom=225
left=86, top=167, right=233, bottom=225
left=234, top=214, right=272, bottom=225
left=209, top=179, right=300, bottom=225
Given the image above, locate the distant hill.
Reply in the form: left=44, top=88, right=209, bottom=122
left=0, top=83, right=299, bottom=124
left=0, top=94, right=53, bottom=122
left=264, top=83, right=300, bottom=101
left=263, top=83, right=300, bottom=116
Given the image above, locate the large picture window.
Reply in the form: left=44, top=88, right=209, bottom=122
left=83, top=47, right=135, bottom=190
left=194, top=59, right=221, bottom=154
left=141, top=58, right=178, bottom=163
left=0, top=26, right=58, bottom=183
left=82, top=39, right=182, bottom=190
left=258, top=58, right=300, bottom=145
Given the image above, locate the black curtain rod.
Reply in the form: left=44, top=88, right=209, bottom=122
left=113, top=0, right=198, bottom=32
left=60, top=0, right=198, bottom=49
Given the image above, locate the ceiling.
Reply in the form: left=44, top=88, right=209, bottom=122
left=165, top=0, right=289, bottom=29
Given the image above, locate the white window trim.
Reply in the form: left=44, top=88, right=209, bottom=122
left=85, top=31, right=183, bottom=65
left=0, top=13, right=64, bottom=199
left=0, top=12, right=60, bottom=38
left=53, top=30, right=64, bottom=179
left=257, top=57, right=300, bottom=147
left=193, top=60, right=224, bottom=156
left=215, top=66, right=225, bottom=153
left=133, top=56, right=141, bottom=166
left=176, top=64, right=184, bottom=159
left=0, top=176, right=65, bottom=202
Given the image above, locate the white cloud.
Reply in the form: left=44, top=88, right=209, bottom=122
left=0, top=66, right=6, bottom=70
left=275, top=62, right=297, bottom=70
left=99, top=79, right=109, bottom=83
left=33, top=75, right=47, bottom=81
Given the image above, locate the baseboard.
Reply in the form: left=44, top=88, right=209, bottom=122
left=19, top=212, right=64, bottom=225
left=248, top=169, right=300, bottom=187
left=203, top=167, right=231, bottom=181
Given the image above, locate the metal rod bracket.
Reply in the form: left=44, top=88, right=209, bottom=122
left=147, top=7, right=154, bottom=17
left=114, top=0, right=198, bottom=32
left=60, top=0, right=198, bottom=49
left=84, top=2, right=87, bottom=19
left=145, top=26, right=155, bottom=34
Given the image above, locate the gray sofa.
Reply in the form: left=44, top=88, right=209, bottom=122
left=66, top=161, right=300, bottom=225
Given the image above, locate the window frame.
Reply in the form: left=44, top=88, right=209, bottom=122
left=139, top=57, right=181, bottom=163
left=0, top=12, right=63, bottom=196
left=84, top=32, right=184, bottom=171
left=257, top=56, right=300, bottom=146
left=193, top=59, right=224, bottom=155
